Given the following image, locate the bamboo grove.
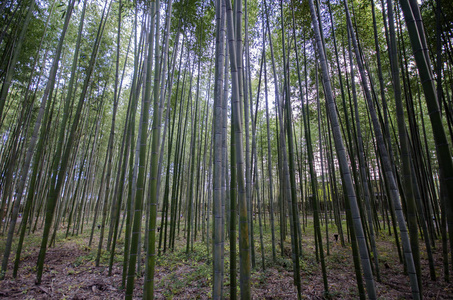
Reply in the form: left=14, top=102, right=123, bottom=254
left=0, top=0, right=452, bottom=299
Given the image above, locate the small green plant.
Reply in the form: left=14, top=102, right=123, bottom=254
left=275, top=256, right=292, bottom=271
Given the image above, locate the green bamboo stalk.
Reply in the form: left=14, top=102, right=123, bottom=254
left=307, top=0, right=377, bottom=298
left=0, top=0, right=34, bottom=121
left=343, top=0, right=419, bottom=297
left=398, top=0, right=453, bottom=261
left=387, top=0, right=421, bottom=290
left=125, top=2, right=156, bottom=298
left=213, top=0, right=225, bottom=297
left=225, top=0, right=251, bottom=297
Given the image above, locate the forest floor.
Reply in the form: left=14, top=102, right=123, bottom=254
left=0, top=218, right=452, bottom=299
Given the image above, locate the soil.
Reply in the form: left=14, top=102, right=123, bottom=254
left=0, top=229, right=452, bottom=299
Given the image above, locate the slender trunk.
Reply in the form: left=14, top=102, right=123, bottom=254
left=307, top=0, right=377, bottom=298
left=213, top=0, right=225, bottom=297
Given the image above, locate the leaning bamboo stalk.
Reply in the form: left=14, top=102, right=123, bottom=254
left=307, top=0, right=377, bottom=298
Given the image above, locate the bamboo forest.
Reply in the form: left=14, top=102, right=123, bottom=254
left=1, top=0, right=453, bottom=299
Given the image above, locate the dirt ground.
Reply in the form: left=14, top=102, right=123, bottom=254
left=0, top=229, right=452, bottom=299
